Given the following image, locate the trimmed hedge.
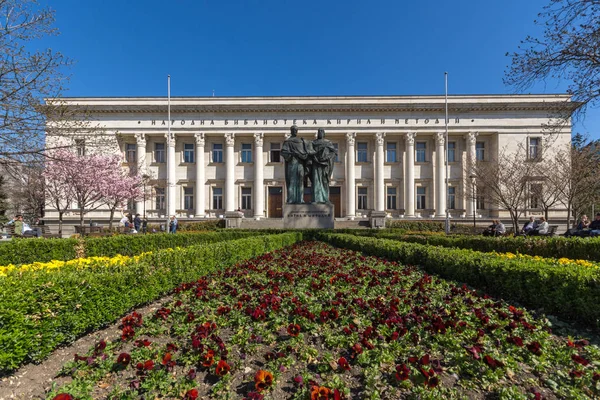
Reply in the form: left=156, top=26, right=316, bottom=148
left=318, top=233, right=600, bottom=329
left=385, top=220, right=474, bottom=234
left=0, top=232, right=302, bottom=373
left=372, top=232, right=600, bottom=262
left=0, top=238, right=79, bottom=265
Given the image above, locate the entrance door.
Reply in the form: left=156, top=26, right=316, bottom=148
left=330, top=187, right=341, bottom=218
left=268, top=186, right=283, bottom=218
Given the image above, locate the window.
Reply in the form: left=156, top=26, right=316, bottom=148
left=75, top=139, right=86, bottom=156
left=154, top=143, right=165, bottom=163
left=213, top=187, right=223, bottom=209
left=241, top=187, right=252, bottom=209
left=529, top=138, right=541, bottom=160
left=448, top=187, right=456, bottom=209
left=447, top=142, right=456, bottom=163
left=212, top=143, right=223, bottom=163
left=333, top=143, right=340, bottom=162
left=416, top=142, right=426, bottom=162
left=155, top=188, right=165, bottom=210
left=126, top=143, right=136, bottom=163
left=386, top=187, right=397, bottom=210
left=270, top=143, right=281, bottom=163
left=127, top=198, right=135, bottom=211
left=357, top=142, right=368, bottom=162
left=476, top=195, right=485, bottom=210
left=184, top=187, right=194, bottom=210
left=358, top=187, right=368, bottom=209
left=241, top=143, right=252, bottom=163
left=386, top=142, right=397, bottom=162
left=476, top=142, right=485, bottom=161
left=530, top=183, right=542, bottom=209
left=183, top=143, right=195, bottom=163
left=416, top=187, right=426, bottom=210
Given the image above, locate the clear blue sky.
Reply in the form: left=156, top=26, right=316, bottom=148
left=37, top=0, right=600, bottom=139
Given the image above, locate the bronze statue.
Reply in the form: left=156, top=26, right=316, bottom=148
left=310, top=128, right=337, bottom=203
left=281, top=125, right=312, bottom=203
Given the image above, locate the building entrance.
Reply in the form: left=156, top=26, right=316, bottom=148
left=268, top=186, right=283, bottom=218
left=330, top=186, right=341, bottom=218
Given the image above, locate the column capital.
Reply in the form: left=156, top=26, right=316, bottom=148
left=465, top=131, right=479, bottom=145
left=405, top=132, right=416, bottom=146
left=194, top=132, right=205, bottom=146
left=135, top=133, right=146, bottom=146
left=435, top=131, right=445, bottom=146
left=165, top=132, right=175, bottom=147
left=346, top=132, right=356, bottom=146
left=224, top=133, right=235, bottom=147
left=253, top=132, right=264, bottom=146
left=375, top=132, right=386, bottom=146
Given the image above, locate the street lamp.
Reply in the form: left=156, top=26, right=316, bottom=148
left=142, top=174, right=150, bottom=234
left=470, top=174, right=476, bottom=234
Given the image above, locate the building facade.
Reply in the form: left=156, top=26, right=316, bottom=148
left=45, top=95, right=572, bottom=223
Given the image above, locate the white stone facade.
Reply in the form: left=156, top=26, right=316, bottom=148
left=45, top=94, right=572, bottom=223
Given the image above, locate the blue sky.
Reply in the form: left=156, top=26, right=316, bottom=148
left=37, top=0, right=599, bottom=138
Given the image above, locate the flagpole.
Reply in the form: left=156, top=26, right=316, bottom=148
left=166, top=75, right=171, bottom=232
left=445, top=72, right=450, bottom=235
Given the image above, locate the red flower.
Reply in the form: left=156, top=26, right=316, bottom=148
left=527, top=341, right=543, bottom=356
left=94, top=340, right=106, bottom=354
left=319, top=310, right=329, bottom=323
left=121, top=326, right=135, bottom=341
left=244, top=392, right=264, bottom=400
left=254, top=370, right=273, bottom=392
left=116, top=352, right=131, bottom=366
left=329, top=308, right=339, bottom=320
left=52, top=395, right=74, bottom=400
left=287, top=323, right=301, bottom=337
left=201, top=349, right=215, bottom=367
left=251, top=307, right=266, bottom=321
left=311, top=386, right=332, bottom=400
left=136, top=360, right=154, bottom=371
left=506, top=336, right=524, bottom=347
left=420, top=354, right=430, bottom=366
left=593, top=372, right=600, bottom=381
left=350, top=343, right=362, bottom=359
left=427, top=375, right=439, bottom=388
left=571, top=354, right=589, bottom=366
left=187, top=368, right=197, bottom=380
left=215, top=359, right=231, bottom=376
left=134, top=339, right=152, bottom=347
left=167, top=343, right=178, bottom=352
left=483, top=355, right=504, bottom=370
left=395, top=364, right=410, bottom=381
left=184, top=389, right=199, bottom=400
left=162, top=352, right=172, bottom=365
left=465, top=345, right=482, bottom=360
left=569, top=369, right=584, bottom=378
left=338, top=356, right=350, bottom=371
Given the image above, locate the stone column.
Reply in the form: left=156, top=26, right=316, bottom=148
left=435, top=132, right=446, bottom=217
left=166, top=132, right=176, bottom=217
left=375, top=132, right=386, bottom=212
left=225, top=133, right=235, bottom=212
left=253, top=132, right=265, bottom=219
left=194, top=133, right=205, bottom=218
left=404, top=132, right=416, bottom=217
left=135, top=133, right=146, bottom=216
left=346, top=132, right=356, bottom=219
left=465, top=131, right=478, bottom=218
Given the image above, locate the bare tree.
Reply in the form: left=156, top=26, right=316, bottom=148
left=528, top=164, right=565, bottom=221
left=505, top=0, right=600, bottom=121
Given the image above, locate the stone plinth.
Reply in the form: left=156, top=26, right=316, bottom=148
left=224, top=211, right=243, bottom=228
left=369, top=210, right=387, bottom=229
left=284, top=203, right=334, bottom=229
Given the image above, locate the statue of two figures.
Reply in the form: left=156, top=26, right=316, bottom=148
left=281, top=125, right=337, bottom=204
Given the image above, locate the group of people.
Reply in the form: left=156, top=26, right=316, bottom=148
left=566, top=213, right=600, bottom=237
left=482, top=219, right=506, bottom=236
left=5, top=214, right=42, bottom=238
left=483, top=216, right=550, bottom=237
left=120, top=213, right=144, bottom=233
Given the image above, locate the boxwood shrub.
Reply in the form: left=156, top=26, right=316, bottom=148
left=0, top=232, right=302, bottom=373
left=0, top=238, right=79, bottom=266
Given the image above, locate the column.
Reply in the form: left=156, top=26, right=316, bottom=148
left=225, top=133, right=235, bottom=212
left=253, top=132, right=265, bottom=219
left=375, top=132, right=385, bottom=212
left=435, top=132, right=446, bottom=217
left=135, top=133, right=146, bottom=216
left=465, top=131, right=478, bottom=218
left=404, top=132, right=416, bottom=217
left=194, top=133, right=205, bottom=218
left=346, top=132, right=356, bottom=219
left=166, top=132, right=176, bottom=217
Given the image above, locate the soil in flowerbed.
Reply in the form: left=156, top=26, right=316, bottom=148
left=43, top=241, right=599, bottom=399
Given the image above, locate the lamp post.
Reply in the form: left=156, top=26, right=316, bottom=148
left=142, top=174, right=150, bottom=234
left=470, top=174, right=476, bottom=234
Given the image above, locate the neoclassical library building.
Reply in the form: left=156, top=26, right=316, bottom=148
left=45, top=94, right=572, bottom=224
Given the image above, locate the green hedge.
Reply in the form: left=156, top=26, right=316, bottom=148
left=0, top=232, right=302, bottom=373
left=0, top=238, right=79, bottom=266
left=385, top=220, right=474, bottom=233
left=372, top=232, right=600, bottom=262
left=318, top=233, right=600, bottom=329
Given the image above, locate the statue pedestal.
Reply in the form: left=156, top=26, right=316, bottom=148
left=369, top=210, right=387, bottom=229
left=224, top=211, right=243, bottom=228
left=283, top=203, right=334, bottom=229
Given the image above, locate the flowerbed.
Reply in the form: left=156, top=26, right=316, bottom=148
left=48, top=242, right=599, bottom=399
left=0, top=233, right=301, bottom=374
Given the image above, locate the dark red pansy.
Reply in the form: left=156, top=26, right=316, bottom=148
left=395, top=363, right=410, bottom=381
left=136, top=360, right=154, bottom=371
left=116, top=352, right=131, bottom=366
left=593, top=372, right=600, bottom=381
left=329, top=308, right=339, bottom=320
left=94, top=340, right=106, bottom=353
left=244, top=392, right=265, bottom=400
left=569, top=369, right=584, bottom=378
left=287, top=323, right=301, bottom=337
left=184, top=389, right=199, bottom=400
left=215, top=359, right=231, bottom=376
left=134, top=339, right=152, bottom=347
left=338, top=356, right=351, bottom=371
left=167, top=343, right=178, bottom=352
left=319, top=310, right=329, bottom=323
left=465, top=346, right=482, bottom=360
left=350, top=343, right=362, bottom=358
left=333, top=388, right=344, bottom=400
left=52, top=394, right=74, bottom=400
left=420, top=354, right=430, bottom=366
left=201, top=349, right=215, bottom=367
left=187, top=368, right=197, bottom=380
left=571, top=354, right=589, bottom=366
left=265, top=351, right=276, bottom=361
left=74, top=353, right=87, bottom=362
left=389, top=331, right=399, bottom=341
left=527, top=341, right=542, bottom=356
left=506, top=336, right=524, bottom=347
left=293, top=375, right=304, bottom=386
left=408, top=356, right=419, bottom=363
left=121, top=326, right=135, bottom=341
left=483, top=355, right=503, bottom=370
left=427, top=375, right=439, bottom=388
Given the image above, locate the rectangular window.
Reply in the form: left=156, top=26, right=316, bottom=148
left=386, top=187, right=397, bottom=210
left=212, top=187, right=223, bottom=209
left=476, top=141, right=485, bottom=161
left=530, top=183, right=542, bottom=209
left=529, top=138, right=540, bottom=160
left=184, top=187, right=194, bottom=210
left=212, top=143, right=223, bottom=163
left=476, top=195, right=485, bottom=210
left=447, top=142, right=456, bottom=163
left=75, top=139, right=86, bottom=156
left=333, top=143, right=340, bottom=162
left=386, top=142, right=397, bottom=162
left=155, top=187, right=165, bottom=210
left=270, top=143, right=281, bottom=163
left=183, top=143, right=195, bottom=163
left=126, top=143, right=136, bottom=163
left=241, top=187, right=252, bottom=209
left=448, top=187, right=456, bottom=209
left=416, top=142, right=426, bottom=162
left=357, top=142, right=368, bottom=163
left=416, top=187, right=426, bottom=210
left=241, top=143, right=252, bottom=163
left=154, top=143, right=165, bottom=163
left=358, top=187, right=368, bottom=209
